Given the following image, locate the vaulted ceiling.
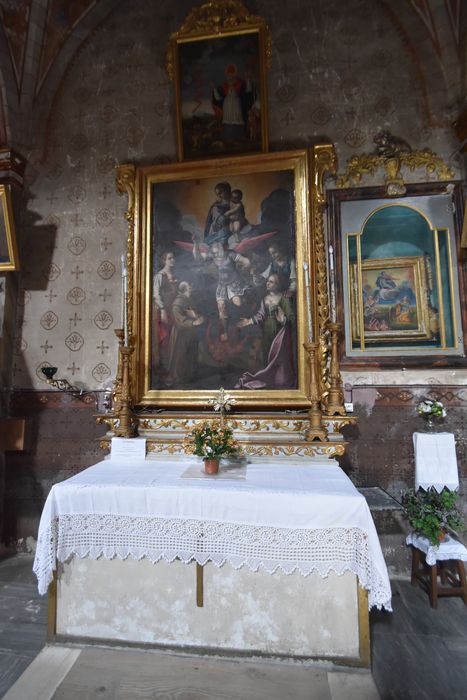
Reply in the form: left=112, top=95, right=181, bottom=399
left=0, top=0, right=465, bottom=153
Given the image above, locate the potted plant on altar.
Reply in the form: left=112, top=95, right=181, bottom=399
left=417, top=398, right=446, bottom=431
left=183, top=421, right=239, bottom=474
left=402, top=487, right=464, bottom=545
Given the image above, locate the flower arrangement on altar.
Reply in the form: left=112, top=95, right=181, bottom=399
left=183, top=388, right=239, bottom=474
left=417, top=399, right=446, bottom=423
left=402, top=487, right=464, bottom=546
left=183, top=421, right=239, bottom=461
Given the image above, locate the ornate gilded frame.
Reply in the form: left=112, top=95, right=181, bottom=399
left=350, top=255, right=431, bottom=345
left=117, top=148, right=335, bottom=410
left=0, top=184, right=19, bottom=271
left=327, top=182, right=466, bottom=368
left=166, top=0, right=271, bottom=161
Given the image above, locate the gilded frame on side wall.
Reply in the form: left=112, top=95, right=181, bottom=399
left=350, top=256, right=432, bottom=345
left=118, top=150, right=315, bottom=409
left=166, top=0, right=271, bottom=161
left=327, top=182, right=466, bottom=368
left=0, top=184, right=19, bottom=271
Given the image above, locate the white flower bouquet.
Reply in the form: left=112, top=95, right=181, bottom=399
left=417, top=399, right=446, bottom=421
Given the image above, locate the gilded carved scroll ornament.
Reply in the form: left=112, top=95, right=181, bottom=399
left=335, top=130, right=454, bottom=195
left=166, top=0, right=272, bottom=81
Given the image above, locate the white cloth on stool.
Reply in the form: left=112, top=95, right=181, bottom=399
left=406, top=532, right=467, bottom=566
left=413, top=432, right=459, bottom=492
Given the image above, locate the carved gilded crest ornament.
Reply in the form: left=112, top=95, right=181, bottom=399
left=166, top=0, right=272, bottom=81
left=335, top=131, right=454, bottom=195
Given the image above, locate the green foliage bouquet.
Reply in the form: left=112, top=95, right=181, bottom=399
left=402, top=487, right=464, bottom=545
left=183, top=421, right=239, bottom=460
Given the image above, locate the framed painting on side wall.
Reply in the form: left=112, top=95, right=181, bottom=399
left=327, top=183, right=466, bottom=368
left=0, top=184, right=19, bottom=271
left=166, top=1, right=270, bottom=161
left=350, top=256, right=432, bottom=345
left=120, top=150, right=314, bottom=409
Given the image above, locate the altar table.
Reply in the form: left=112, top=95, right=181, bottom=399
left=33, top=457, right=391, bottom=662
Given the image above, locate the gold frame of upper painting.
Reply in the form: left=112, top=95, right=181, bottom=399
left=116, top=146, right=339, bottom=412
left=0, top=184, right=19, bottom=271
left=166, top=0, right=271, bottom=162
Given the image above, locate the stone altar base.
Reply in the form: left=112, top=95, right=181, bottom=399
left=51, top=557, right=369, bottom=665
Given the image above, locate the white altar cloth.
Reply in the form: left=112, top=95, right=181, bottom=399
left=33, top=458, right=392, bottom=610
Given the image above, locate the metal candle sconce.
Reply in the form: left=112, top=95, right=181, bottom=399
left=41, top=366, right=97, bottom=405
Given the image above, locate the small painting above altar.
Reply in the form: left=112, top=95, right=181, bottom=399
left=166, top=0, right=270, bottom=161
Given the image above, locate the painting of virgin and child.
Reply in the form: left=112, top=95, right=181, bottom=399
left=150, top=170, right=298, bottom=391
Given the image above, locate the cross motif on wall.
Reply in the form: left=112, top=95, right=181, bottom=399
left=99, top=184, right=112, bottom=200
left=100, top=236, right=112, bottom=252
left=60, top=414, right=73, bottom=429
left=280, top=110, right=295, bottom=127
left=45, top=289, right=57, bottom=303
left=99, top=288, right=111, bottom=302
left=67, top=362, right=80, bottom=376
left=12, top=362, right=22, bottom=375
left=71, top=265, right=84, bottom=280
left=97, top=341, right=110, bottom=355
left=46, top=192, right=58, bottom=206
left=69, top=313, right=82, bottom=327
left=71, top=213, right=84, bottom=227
left=40, top=340, right=53, bottom=354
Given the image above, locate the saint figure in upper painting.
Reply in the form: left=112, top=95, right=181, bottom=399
left=211, top=63, right=254, bottom=144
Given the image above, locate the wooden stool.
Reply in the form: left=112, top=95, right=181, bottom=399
left=407, top=532, right=467, bottom=609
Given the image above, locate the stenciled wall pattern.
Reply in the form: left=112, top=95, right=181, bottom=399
left=10, top=0, right=462, bottom=392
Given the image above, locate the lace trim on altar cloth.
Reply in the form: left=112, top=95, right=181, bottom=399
left=33, top=514, right=392, bottom=610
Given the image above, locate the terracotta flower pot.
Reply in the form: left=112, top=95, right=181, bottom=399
left=438, top=529, right=447, bottom=543
left=204, top=459, right=220, bottom=475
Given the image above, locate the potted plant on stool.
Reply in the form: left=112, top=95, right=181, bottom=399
left=184, top=421, right=239, bottom=474
left=402, top=487, right=464, bottom=545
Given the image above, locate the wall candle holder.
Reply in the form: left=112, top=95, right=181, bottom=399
left=41, top=367, right=96, bottom=405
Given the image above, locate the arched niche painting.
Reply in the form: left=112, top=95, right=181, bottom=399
left=328, top=184, right=465, bottom=367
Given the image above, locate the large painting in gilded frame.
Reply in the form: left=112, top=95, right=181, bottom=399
left=128, top=151, right=312, bottom=408
left=166, top=0, right=270, bottom=161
